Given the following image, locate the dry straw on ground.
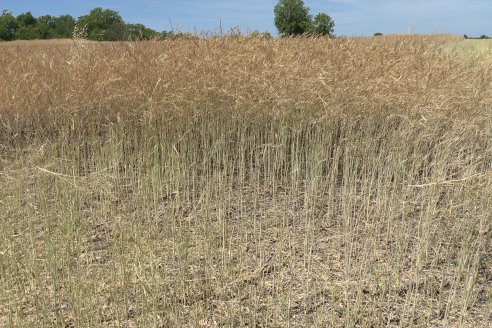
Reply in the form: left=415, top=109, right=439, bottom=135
left=0, top=35, right=491, bottom=327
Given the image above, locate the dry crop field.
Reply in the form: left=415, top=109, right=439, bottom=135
left=0, top=35, right=491, bottom=327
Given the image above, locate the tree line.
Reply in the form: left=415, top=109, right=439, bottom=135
left=464, top=34, right=491, bottom=40
left=2, top=1, right=490, bottom=42
left=1, top=1, right=335, bottom=42
left=0, top=8, right=170, bottom=41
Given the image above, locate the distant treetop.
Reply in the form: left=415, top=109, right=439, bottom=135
left=273, top=0, right=335, bottom=37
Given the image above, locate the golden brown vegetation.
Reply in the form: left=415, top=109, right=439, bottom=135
left=0, top=35, right=491, bottom=327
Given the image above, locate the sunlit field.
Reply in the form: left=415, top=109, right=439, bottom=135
left=439, top=39, right=492, bottom=62
left=1, top=35, right=491, bottom=327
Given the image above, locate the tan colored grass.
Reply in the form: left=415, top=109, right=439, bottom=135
left=0, top=35, right=491, bottom=327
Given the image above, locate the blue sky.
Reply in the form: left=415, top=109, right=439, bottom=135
left=2, top=1, right=491, bottom=36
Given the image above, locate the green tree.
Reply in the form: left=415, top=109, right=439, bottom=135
left=311, top=13, right=334, bottom=37
left=16, top=11, right=36, bottom=27
left=126, top=23, right=162, bottom=40
left=274, top=0, right=312, bottom=36
left=0, top=10, right=17, bottom=40
left=35, top=15, right=56, bottom=39
left=77, top=7, right=126, bottom=40
left=25, top=14, right=75, bottom=39
left=15, top=11, right=41, bottom=39
left=52, top=15, right=75, bottom=38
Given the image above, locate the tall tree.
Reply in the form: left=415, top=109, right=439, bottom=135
left=16, top=11, right=36, bottom=26
left=77, top=7, right=126, bottom=41
left=36, top=15, right=56, bottom=39
left=53, top=15, right=75, bottom=38
left=15, top=11, right=40, bottom=39
left=274, top=0, right=312, bottom=36
left=0, top=10, right=17, bottom=40
left=311, top=13, right=335, bottom=37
